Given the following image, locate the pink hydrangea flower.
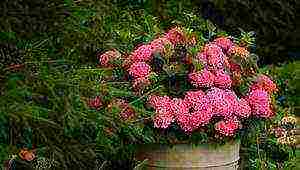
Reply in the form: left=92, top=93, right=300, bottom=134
left=130, top=44, right=154, bottom=62
left=148, top=95, right=171, bottom=110
left=206, top=88, right=239, bottom=119
left=213, top=70, right=232, bottom=89
left=188, top=69, right=215, bottom=88
left=206, top=88, right=227, bottom=116
left=223, top=90, right=241, bottom=115
left=235, top=98, right=252, bottom=118
left=153, top=109, right=175, bottom=129
left=174, top=95, right=213, bottom=132
left=184, top=91, right=213, bottom=128
left=250, top=75, right=278, bottom=94
left=150, top=37, right=172, bottom=53
left=203, top=43, right=226, bottom=70
left=184, top=90, right=205, bottom=105
left=213, top=37, right=233, bottom=53
left=173, top=98, right=193, bottom=132
left=172, top=98, right=190, bottom=114
left=195, top=52, right=208, bottom=66
left=246, top=89, right=274, bottom=118
left=150, top=91, right=213, bottom=132
left=98, top=49, right=121, bottom=67
left=189, top=95, right=213, bottom=126
left=148, top=96, right=175, bottom=129
left=164, top=27, right=185, bottom=45
left=128, top=62, right=151, bottom=79
left=215, top=119, right=240, bottom=136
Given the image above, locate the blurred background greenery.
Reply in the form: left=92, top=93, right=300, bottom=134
left=0, top=0, right=299, bottom=169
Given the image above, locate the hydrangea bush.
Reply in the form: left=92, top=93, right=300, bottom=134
left=95, top=26, right=280, bottom=145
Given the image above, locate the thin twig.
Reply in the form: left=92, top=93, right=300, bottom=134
left=32, top=39, right=49, bottom=48
left=130, top=116, right=152, bottom=123
left=98, top=160, right=107, bottom=170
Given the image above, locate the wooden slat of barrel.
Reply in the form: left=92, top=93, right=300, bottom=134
left=136, top=141, right=240, bottom=170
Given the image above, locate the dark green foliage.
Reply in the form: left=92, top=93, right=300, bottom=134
left=268, top=62, right=299, bottom=114
left=0, top=0, right=65, bottom=39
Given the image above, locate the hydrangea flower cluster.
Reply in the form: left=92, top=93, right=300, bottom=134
left=163, top=27, right=185, bottom=45
left=97, top=27, right=278, bottom=138
left=98, top=49, right=121, bottom=67
left=150, top=38, right=173, bottom=54
left=189, top=69, right=232, bottom=89
left=189, top=37, right=236, bottom=89
left=148, top=95, right=175, bottom=128
left=202, top=43, right=226, bottom=70
left=128, top=27, right=183, bottom=64
left=246, top=89, right=274, bottom=118
left=213, top=37, right=234, bottom=53
left=124, top=27, right=186, bottom=86
left=181, top=92, right=213, bottom=131
left=149, top=90, right=213, bottom=132
left=235, top=99, right=252, bottom=118
left=213, top=70, right=232, bottom=89
left=206, top=88, right=238, bottom=119
left=215, top=119, right=240, bottom=136
left=128, top=62, right=151, bottom=79
left=249, top=75, right=278, bottom=94
left=188, top=69, right=215, bottom=88
left=148, top=87, right=257, bottom=136
left=130, top=45, right=154, bottom=62
left=245, top=75, right=277, bottom=118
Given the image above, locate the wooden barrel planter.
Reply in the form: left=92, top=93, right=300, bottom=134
left=136, top=140, right=240, bottom=170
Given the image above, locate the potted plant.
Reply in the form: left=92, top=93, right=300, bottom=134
left=95, top=26, right=278, bottom=169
